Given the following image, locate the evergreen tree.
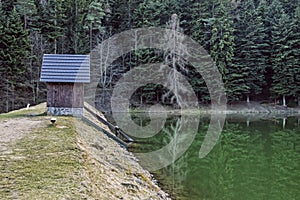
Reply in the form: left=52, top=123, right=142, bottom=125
left=84, top=0, right=105, bottom=50
left=34, top=0, right=66, bottom=53
left=0, top=1, right=6, bottom=85
left=187, top=0, right=213, bottom=103
left=1, top=0, right=300, bottom=110
left=48, top=0, right=67, bottom=53
left=15, top=0, right=36, bottom=29
left=271, top=1, right=300, bottom=106
left=256, top=0, right=273, bottom=98
left=233, top=0, right=269, bottom=102
left=209, top=2, right=236, bottom=100
left=107, top=0, right=130, bottom=32
left=1, top=0, right=16, bottom=16
left=278, top=0, right=299, bottom=15
left=63, top=0, right=89, bottom=54
left=189, top=1, right=240, bottom=102
left=190, top=0, right=215, bottom=51
left=0, top=7, right=31, bottom=112
left=133, top=0, right=168, bottom=27
left=291, top=6, right=300, bottom=106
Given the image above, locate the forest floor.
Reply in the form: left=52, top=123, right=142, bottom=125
left=0, top=103, right=170, bottom=200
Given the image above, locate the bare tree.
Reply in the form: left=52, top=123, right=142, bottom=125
left=162, top=14, right=190, bottom=108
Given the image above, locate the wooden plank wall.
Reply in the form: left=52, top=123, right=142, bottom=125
left=47, top=83, right=84, bottom=108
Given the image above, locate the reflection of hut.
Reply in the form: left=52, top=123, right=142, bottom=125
left=40, top=54, right=90, bottom=116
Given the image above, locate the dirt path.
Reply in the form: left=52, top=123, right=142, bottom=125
left=0, top=118, right=45, bottom=152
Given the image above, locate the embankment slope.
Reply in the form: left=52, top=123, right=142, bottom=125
left=0, top=103, right=170, bottom=200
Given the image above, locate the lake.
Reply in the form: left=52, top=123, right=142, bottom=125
left=128, top=113, right=300, bottom=200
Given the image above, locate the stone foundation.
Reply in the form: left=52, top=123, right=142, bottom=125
left=47, top=107, right=83, bottom=117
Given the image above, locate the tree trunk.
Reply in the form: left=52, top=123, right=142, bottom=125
left=140, top=94, right=143, bottom=105
left=54, top=3, right=57, bottom=54
left=32, top=81, right=35, bottom=103
left=282, top=117, right=286, bottom=129
left=5, top=82, right=9, bottom=113
left=298, top=95, right=300, bottom=107
left=54, top=37, right=57, bottom=53
left=74, top=0, right=78, bottom=53
left=282, top=95, right=286, bottom=107
left=246, top=95, right=250, bottom=103
left=90, top=24, right=93, bottom=51
left=24, top=14, right=27, bottom=29
left=246, top=119, right=250, bottom=127
left=11, top=83, right=15, bottom=111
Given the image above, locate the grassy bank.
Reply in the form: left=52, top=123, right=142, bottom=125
left=0, top=115, right=85, bottom=199
left=0, top=103, right=170, bottom=200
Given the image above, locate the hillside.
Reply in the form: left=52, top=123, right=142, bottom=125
left=0, top=103, right=170, bottom=200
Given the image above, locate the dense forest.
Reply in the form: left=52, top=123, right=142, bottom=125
left=0, top=0, right=299, bottom=113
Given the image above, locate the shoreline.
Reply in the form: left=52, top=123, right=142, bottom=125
left=2, top=103, right=298, bottom=199
left=128, top=102, right=300, bottom=116
left=80, top=103, right=171, bottom=199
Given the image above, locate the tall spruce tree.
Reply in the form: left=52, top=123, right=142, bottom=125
left=34, top=0, right=66, bottom=53
left=84, top=1, right=105, bottom=51
left=291, top=6, right=300, bottom=106
left=189, top=0, right=242, bottom=102
left=63, top=0, right=89, bottom=54
left=233, top=0, right=269, bottom=102
left=190, top=0, right=215, bottom=52
left=271, top=1, right=300, bottom=106
left=0, top=7, right=31, bottom=112
left=133, top=0, right=168, bottom=27
left=15, top=0, right=36, bottom=29
left=0, top=2, right=6, bottom=112
left=209, top=2, right=236, bottom=101
left=187, top=0, right=213, bottom=103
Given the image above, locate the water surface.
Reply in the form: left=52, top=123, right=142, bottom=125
left=130, top=114, right=300, bottom=199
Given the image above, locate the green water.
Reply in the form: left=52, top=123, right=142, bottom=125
left=130, top=114, right=300, bottom=200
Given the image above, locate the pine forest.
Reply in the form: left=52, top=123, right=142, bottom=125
left=0, top=0, right=299, bottom=113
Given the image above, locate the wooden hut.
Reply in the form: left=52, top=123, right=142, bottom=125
left=40, top=54, right=90, bottom=116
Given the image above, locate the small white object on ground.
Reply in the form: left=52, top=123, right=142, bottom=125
left=50, top=117, right=57, bottom=124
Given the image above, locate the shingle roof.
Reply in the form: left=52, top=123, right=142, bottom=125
left=40, top=54, right=90, bottom=83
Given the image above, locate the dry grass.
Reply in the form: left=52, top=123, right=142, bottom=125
left=0, top=103, right=47, bottom=120
left=0, top=115, right=85, bottom=200
left=0, top=103, right=170, bottom=200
